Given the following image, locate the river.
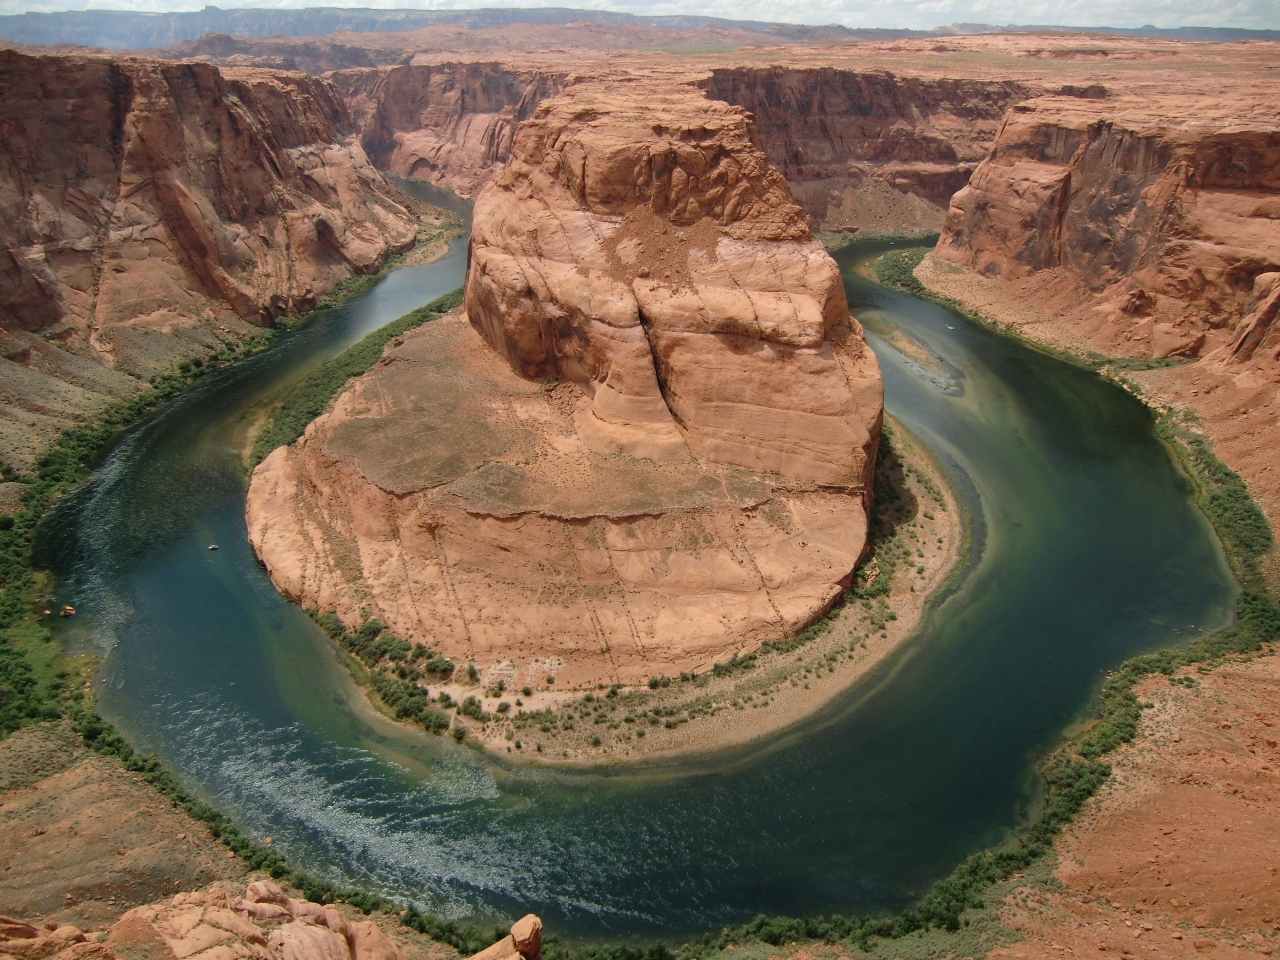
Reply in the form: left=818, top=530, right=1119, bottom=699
left=34, top=226, right=1237, bottom=940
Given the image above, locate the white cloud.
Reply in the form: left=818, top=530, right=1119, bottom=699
left=1, top=0, right=1276, bottom=32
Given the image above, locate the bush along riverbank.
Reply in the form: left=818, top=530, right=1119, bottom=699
left=276, top=219, right=464, bottom=332
left=826, top=232, right=940, bottom=256
left=872, top=246, right=1184, bottom=375
left=249, top=288, right=464, bottom=468
left=0, top=331, right=278, bottom=735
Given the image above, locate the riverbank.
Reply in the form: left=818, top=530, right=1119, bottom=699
left=448, top=419, right=965, bottom=764
left=276, top=219, right=464, bottom=332
left=915, top=252, right=1280, bottom=597
left=987, top=651, right=1280, bottom=959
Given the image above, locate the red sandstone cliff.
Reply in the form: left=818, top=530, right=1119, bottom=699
left=926, top=92, right=1280, bottom=534
left=330, top=62, right=564, bottom=196
left=0, top=49, right=434, bottom=469
left=703, top=68, right=1032, bottom=238
left=325, top=60, right=1026, bottom=238
left=936, top=95, right=1280, bottom=362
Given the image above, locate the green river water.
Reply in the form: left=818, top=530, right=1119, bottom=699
left=34, top=231, right=1237, bottom=939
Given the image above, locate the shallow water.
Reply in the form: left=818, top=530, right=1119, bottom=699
left=35, top=236, right=1237, bottom=940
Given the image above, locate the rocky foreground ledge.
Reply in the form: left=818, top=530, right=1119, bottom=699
left=247, top=82, right=882, bottom=695
left=0, top=879, right=543, bottom=960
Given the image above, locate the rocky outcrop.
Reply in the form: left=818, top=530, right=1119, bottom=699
left=0, top=881, right=418, bottom=960
left=936, top=95, right=1280, bottom=363
left=467, top=82, right=878, bottom=483
left=703, top=68, right=1033, bottom=237
left=0, top=49, right=435, bottom=469
left=247, top=83, right=881, bottom=691
left=330, top=62, right=564, bottom=197
left=466, top=914, right=541, bottom=960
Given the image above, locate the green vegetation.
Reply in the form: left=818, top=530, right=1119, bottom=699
left=826, top=232, right=940, bottom=254
left=1, top=335, right=274, bottom=736
left=278, top=221, right=463, bottom=332
left=311, top=611, right=453, bottom=735
left=250, top=288, right=464, bottom=466
left=870, top=248, right=929, bottom=297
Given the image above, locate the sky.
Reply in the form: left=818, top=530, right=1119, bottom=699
left=2, top=0, right=1278, bottom=31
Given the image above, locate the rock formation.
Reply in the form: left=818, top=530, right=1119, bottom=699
left=701, top=68, right=1031, bottom=238
left=0, top=49, right=438, bottom=470
left=247, top=83, right=882, bottom=690
left=331, top=62, right=565, bottom=197
left=314, top=58, right=1034, bottom=237
left=466, top=913, right=541, bottom=960
left=927, top=92, right=1280, bottom=531
left=0, top=881, right=421, bottom=960
left=936, top=95, right=1280, bottom=363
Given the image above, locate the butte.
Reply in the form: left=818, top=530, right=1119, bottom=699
left=247, top=82, right=884, bottom=689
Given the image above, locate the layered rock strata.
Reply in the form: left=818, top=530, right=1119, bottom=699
left=702, top=68, right=1032, bottom=238
left=936, top=95, right=1280, bottom=363
left=0, top=49, right=435, bottom=469
left=248, top=83, right=882, bottom=689
left=327, top=61, right=1030, bottom=237
left=331, top=62, right=565, bottom=197
left=928, top=93, right=1280, bottom=531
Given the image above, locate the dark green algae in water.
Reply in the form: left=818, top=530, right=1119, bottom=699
left=32, top=235, right=1237, bottom=940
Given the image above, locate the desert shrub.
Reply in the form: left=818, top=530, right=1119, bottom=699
left=871, top=248, right=930, bottom=296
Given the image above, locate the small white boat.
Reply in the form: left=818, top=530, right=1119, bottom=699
left=208, top=544, right=219, bottom=551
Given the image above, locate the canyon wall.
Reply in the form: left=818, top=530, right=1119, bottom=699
left=248, top=83, right=883, bottom=690
left=0, top=49, right=432, bottom=470
left=926, top=92, right=1280, bottom=534
left=330, top=62, right=565, bottom=197
left=936, top=95, right=1280, bottom=363
left=704, top=67, right=1033, bottom=238
left=328, top=61, right=1028, bottom=237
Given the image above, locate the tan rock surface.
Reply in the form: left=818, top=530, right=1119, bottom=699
left=987, top=654, right=1280, bottom=959
left=0, top=881, right=458, bottom=960
left=0, top=48, right=440, bottom=471
left=466, top=82, right=879, bottom=484
left=247, top=83, right=882, bottom=692
left=0, top=722, right=243, bottom=930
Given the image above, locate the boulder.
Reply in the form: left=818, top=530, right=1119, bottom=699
left=244, top=882, right=287, bottom=906
left=267, top=922, right=351, bottom=960
left=348, top=922, right=401, bottom=960
left=509, top=915, right=541, bottom=959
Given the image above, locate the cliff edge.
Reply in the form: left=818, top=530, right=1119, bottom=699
left=925, top=92, right=1280, bottom=537
left=0, top=49, right=437, bottom=471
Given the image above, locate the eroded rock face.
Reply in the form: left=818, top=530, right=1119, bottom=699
left=936, top=95, right=1280, bottom=363
left=926, top=92, right=1280, bottom=536
left=466, top=82, right=878, bottom=485
left=329, top=62, right=1026, bottom=238
left=703, top=68, right=1032, bottom=238
left=332, top=62, right=565, bottom=196
left=0, top=882, right=412, bottom=960
left=247, top=84, right=882, bottom=689
left=0, top=49, right=432, bottom=469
